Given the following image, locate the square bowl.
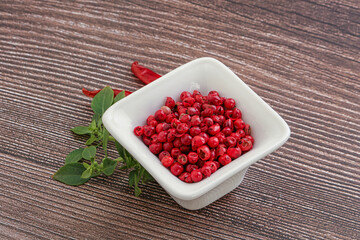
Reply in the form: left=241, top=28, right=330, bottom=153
left=103, top=57, right=290, bottom=210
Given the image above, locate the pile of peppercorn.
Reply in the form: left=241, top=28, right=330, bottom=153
left=134, top=90, right=253, bottom=183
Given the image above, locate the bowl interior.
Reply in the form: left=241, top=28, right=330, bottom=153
left=103, top=57, right=290, bottom=200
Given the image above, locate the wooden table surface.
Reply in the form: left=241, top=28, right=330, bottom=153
left=1, top=0, right=359, bottom=239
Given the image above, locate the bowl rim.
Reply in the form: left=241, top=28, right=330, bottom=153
left=103, top=57, right=291, bottom=200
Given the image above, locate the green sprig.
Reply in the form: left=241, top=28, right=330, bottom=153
left=52, top=87, right=153, bottom=195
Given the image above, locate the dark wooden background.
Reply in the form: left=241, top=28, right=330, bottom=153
left=1, top=0, right=359, bottom=239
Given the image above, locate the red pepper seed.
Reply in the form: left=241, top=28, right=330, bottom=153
left=198, top=132, right=209, bottom=143
left=186, top=164, right=199, bottom=172
left=180, top=91, right=192, bottom=101
left=185, top=175, right=193, bottom=183
left=195, top=95, right=206, bottom=104
left=170, top=162, right=184, bottom=176
left=218, top=154, right=232, bottom=166
left=239, top=138, right=253, bottom=152
left=224, top=110, right=233, bottom=119
left=192, top=90, right=201, bottom=96
left=204, top=161, right=218, bottom=173
left=208, top=90, right=219, bottom=96
left=167, top=129, right=176, bottom=142
left=224, top=98, right=236, bottom=109
left=179, top=114, right=191, bottom=123
left=180, top=145, right=191, bottom=154
left=149, top=143, right=162, bottom=155
left=163, top=142, right=173, bottom=152
left=149, top=120, right=158, bottom=127
left=190, top=115, right=201, bottom=126
left=245, top=135, right=254, bottom=144
left=197, top=145, right=211, bottom=161
left=177, top=154, right=188, bottom=165
left=201, top=166, right=212, bottom=177
left=160, top=106, right=172, bottom=115
left=183, top=97, right=195, bottom=107
left=157, top=131, right=168, bottom=142
left=180, top=134, right=192, bottom=146
left=202, top=117, right=214, bottom=127
left=222, top=127, right=232, bottom=136
left=146, top=115, right=156, bottom=125
left=215, top=144, right=227, bottom=158
left=227, top=147, right=242, bottom=159
left=209, top=149, right=216, bottom=161
left=223, top=119, right=233, bottom=129
left=208, top=124, right=221, bottom=135
left=189, top=126, right=201, bottom=137
left=176, top=123, right=189, bottom=134
left=192, top=135, right=206, bottom=148
left=213, top=161, right=220, bottom=169
left=236, top=129, right=246, bottom=138
left=208, top=136, right=220, bottom=148
left=244, top=124, right=251, bottom=135
left=215, top=132, right=226, bottom=143
left=133, top=126, right=144, bottom=136
left=159, top=151, right=171, bottom=160
left=187, top=152, right=199, bottom=164
left=143, top=125, right=155, bottom=137
left=173, top=138, right=182, bottom=148
left=142, top=136, right=151, bottom=146
left=161, top=156, right=174, bottom=168
left=154, top=109, right=166, bottom=122
left=165, top=97, right=176, bottom=109
left=179, top=172, right=191, bottom=182
left=171, top=148, right=181, bottom=159
left=191, top=169, right=203, bottom=182
left=225, top=136, right=237, bottom=147
left=150, top=134, right=158, bottom=144
left=230, top=133, right=241, bottom=142
left=231, top=108, right=242, bottom=119
left=234, top=119, right=245, bottom=130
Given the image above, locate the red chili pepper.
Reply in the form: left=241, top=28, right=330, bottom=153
left=131, top=61, right=161, bottom=84
left=82, top=62, right=161, bottom=98
left=82, top=88, right=132, bottom=98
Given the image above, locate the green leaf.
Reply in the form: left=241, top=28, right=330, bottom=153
left=82, top=146, right=96, bottom=160
left=86, top=134, right=97, bottom=145
left=71, top=126, right=91, bottom=135
left=114, top=157, right=124, bottom=162
left=89, top=119, right=97, bottom=130
left=52, top=163, right=89, bottom=186
left=102, top=128, right=109, bottom=157
left=91, top=86, right=114, bottom=116
left=81, top=168, right=92, bottom=179
left=115, top=141, right=137, bottom=167
left=115, top=141, right=125, bottom=158
left=102, top=158, right=118, bottom=176
left=92, top=113, right=101, bottom=122
left=134, top=186, right=142, bottom=197
left=97, top=117, right=103, bottom=128
left=128, top=170, right=137, bottom=187
left=83, top=162, right=90, bottom=169
left=126, top=156, right=138, bottom=169
left=114, top=90, right=126, bottom=103
left=65, top=148, right=84, bottom=164
left=91, top=171, right=101, bottom=177
left=119, top=165, right=128, bottom=170
left=142, top=170, right=154, bottom=184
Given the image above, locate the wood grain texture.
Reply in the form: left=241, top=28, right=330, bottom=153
left=0, top=0, right=359, bottom=239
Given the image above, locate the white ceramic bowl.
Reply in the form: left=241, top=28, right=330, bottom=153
left=103, top=57, right=290, bottom=210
